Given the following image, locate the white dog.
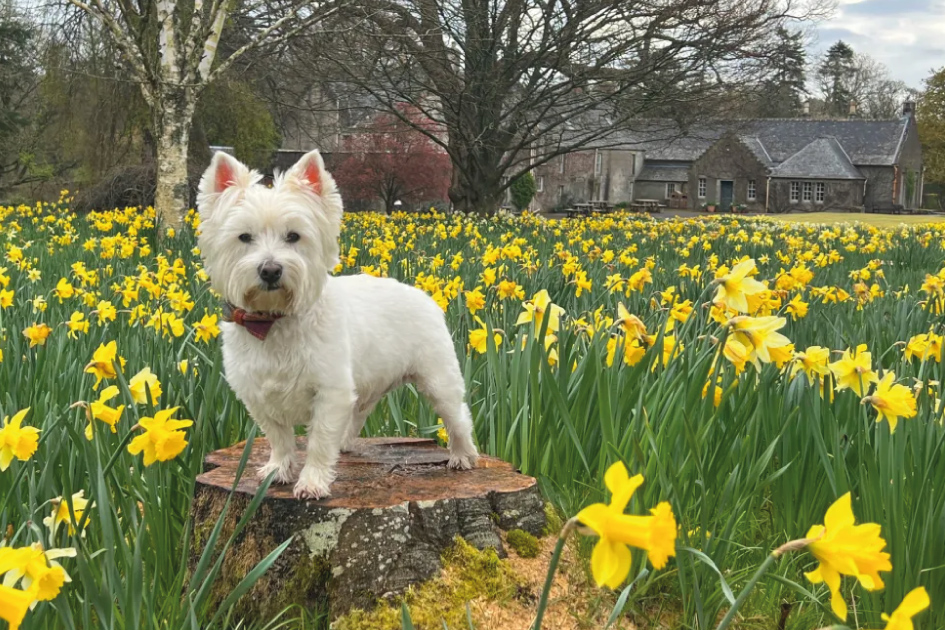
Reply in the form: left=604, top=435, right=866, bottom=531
left=196, top=150, right=479, bottom=499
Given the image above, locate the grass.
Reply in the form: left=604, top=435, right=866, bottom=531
left=769, top=210, right=945, bottom=226
left=0, top=202, right=941, bottom=630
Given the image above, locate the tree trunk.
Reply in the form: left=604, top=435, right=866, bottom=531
left=190, top=437, right=546, bottom=621
left=154, top=101, right=194, bottom=228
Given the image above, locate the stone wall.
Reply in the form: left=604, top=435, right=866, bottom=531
left=768, top=179, right=864, bottom=213
left=689, top=135, right=768, bottom=211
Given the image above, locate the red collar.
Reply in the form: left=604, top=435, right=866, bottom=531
left=222, top=302, right=284, bottom=340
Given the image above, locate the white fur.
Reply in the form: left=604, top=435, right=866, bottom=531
left=196, top=150, right=479, bottom=499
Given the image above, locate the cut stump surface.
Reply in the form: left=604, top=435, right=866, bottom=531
left=190, top=437, right=546, bottom=620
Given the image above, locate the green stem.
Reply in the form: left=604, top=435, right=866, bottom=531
left=531, top=519, right=575, bottom=630
left=715, top=552, right=779, bottom=630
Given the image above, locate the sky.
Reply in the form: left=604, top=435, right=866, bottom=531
left=812, top=0, right=945, bottom=89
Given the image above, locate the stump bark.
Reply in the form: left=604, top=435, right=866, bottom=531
left=190, top=437, right=546, bottom=621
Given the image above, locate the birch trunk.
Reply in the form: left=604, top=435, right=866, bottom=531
left=154, top=103, right=194, bottom=227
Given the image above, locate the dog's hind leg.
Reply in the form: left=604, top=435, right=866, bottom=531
left=340, top=401, right=375, bottom=453
left=415, top=366, right=479, bottom=470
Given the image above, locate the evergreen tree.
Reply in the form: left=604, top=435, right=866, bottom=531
left=819, top=41, right=856, bottom=117
left=756, top=27, right=807, bottom=117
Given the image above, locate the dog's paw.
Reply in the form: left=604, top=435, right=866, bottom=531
left=293, top=465, right=335, bottom=500
left=257, top=458, right=298, bottom=484
left=447, top=445, right=479, bottom=470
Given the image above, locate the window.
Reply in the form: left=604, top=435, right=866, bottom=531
left=629, top=153, right=636, bottom=175
left=815, top=182, right=826, bottom=203
left=536, top=176, right=544, bottom=192
left=666, top=183, right=677, bottom=199
left=747, top=180, right=757, bottom=201
left=698, top=177, right=707, bottom=199
left=802, top=182, right=813, bottom=202
left=595, top=151, right=602, bottom=175
left=559, top=155, right=566, bottom=174
left=558, top=185, right=565, bottom=200
left=790, top=181, right=800, bottom=202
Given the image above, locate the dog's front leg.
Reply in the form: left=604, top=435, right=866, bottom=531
left=256, top=419, right=298, bottom=484
left=294, top=386, right=355, bottom=499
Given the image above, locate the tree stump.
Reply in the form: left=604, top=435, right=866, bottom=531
left=190, top=437, right=546, bottom=621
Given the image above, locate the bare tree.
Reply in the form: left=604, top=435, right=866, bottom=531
left=815, top=44, right=912, bottom=119
left=306, top=0, right=822, bottom=214
left=61, top=0, right=335, bottom=224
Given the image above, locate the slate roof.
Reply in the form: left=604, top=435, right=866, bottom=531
left=637, top=165, right=690, bottom=182
left=608, top=117, right=910, bottom=166
left=769, top=137, right=864, bottom=180
left=739, top=136, right=773, bottom=167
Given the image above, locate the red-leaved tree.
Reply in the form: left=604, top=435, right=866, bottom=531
left=332, top=108, right=451, bottom=214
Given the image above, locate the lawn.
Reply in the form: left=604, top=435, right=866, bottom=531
left=771, top=210, right=945, bottom=227
left=0, top=203, right=941, bottom=630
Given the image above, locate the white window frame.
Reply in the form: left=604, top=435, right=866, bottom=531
left=595, top=150, right=602, bottom=175
left=790, top=181, right=800, bottom=203
left=747, top=180, right=757, bottom=201
left=802, top=181, right=813, bottom=202
left=815, top=182, right=826, bottom=203
left=698, top=177, right=707, bottom=199
left=559, top=155, right=566, bottom=174
left=666, top=182, right=677, bottom=199
left=536, top=176, right=544, bottom=192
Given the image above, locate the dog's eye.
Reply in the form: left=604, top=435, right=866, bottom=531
left=238, top=233, right=253, bottom=243
left=286, top=232, right=301, bottom=244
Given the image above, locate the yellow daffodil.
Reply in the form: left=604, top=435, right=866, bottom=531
left=468, top=318, right=502, bottom=354
left=786, top=294, right=809, bottom=320
left=791, top=346, right=831, bottom=384
left=94, top=300, right=117, bottom=325
left=53, top=278, right=75, bottom=302
left=193, top=314, right=220, bottom=344
left=0, top=289, right=14, bottom=309
left=516, top=290, right=565, bottom=334
left=575, top=462, right=677, bottom=588
left=43, top=490, right=93, bottom=537
left=615, top=303, right=648, bottom=340
left=465, top=287, right=486, bottom=314
left=22, top=323, right=52, bottom=348
left=128, top=368, right=162, bottom=405
left=729, top=316, right=792, bottom=366
left=713, top=259, right=766, bottom=313
left=84, top=341, right=126, bottom=389
left=879, top=586, right=929, bottom=630
left=863, top=372, right=917, bottom=433
left=830, top=344, right=880, bottom=397
left=804, top=492, right=892, bottom=621
left=127, top=407, right=193, bottom=465
left=606, top=335, right=647, bottom=367
left=0, top=547, right=35, bottom=630
left=85, top=386, right=123, bottom=440
left=0, top=408, right=40, bottom=471
left=65, top=312, right=90, bottom=338
left=2, top=543, right=75, bottom=602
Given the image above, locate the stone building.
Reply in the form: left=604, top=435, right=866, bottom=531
left=530, top=103, right=923, bottom=213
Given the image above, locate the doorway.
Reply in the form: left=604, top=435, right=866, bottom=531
left=720, top=180, right=734, bottom=210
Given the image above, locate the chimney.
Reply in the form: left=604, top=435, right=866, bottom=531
left=849, top=101, right=858, bottom=117
left=903, top=100, right=916, bottom=117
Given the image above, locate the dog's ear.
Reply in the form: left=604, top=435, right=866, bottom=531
left=197, top=152, right=253, bottom=219
left=285, top=150, right=331, bottom=197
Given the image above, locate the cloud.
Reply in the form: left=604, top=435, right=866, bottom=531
left=813, top=0, right=945, bottom=87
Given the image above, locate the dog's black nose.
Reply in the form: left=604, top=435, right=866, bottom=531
left=259, top=263, right=283, bottom=286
